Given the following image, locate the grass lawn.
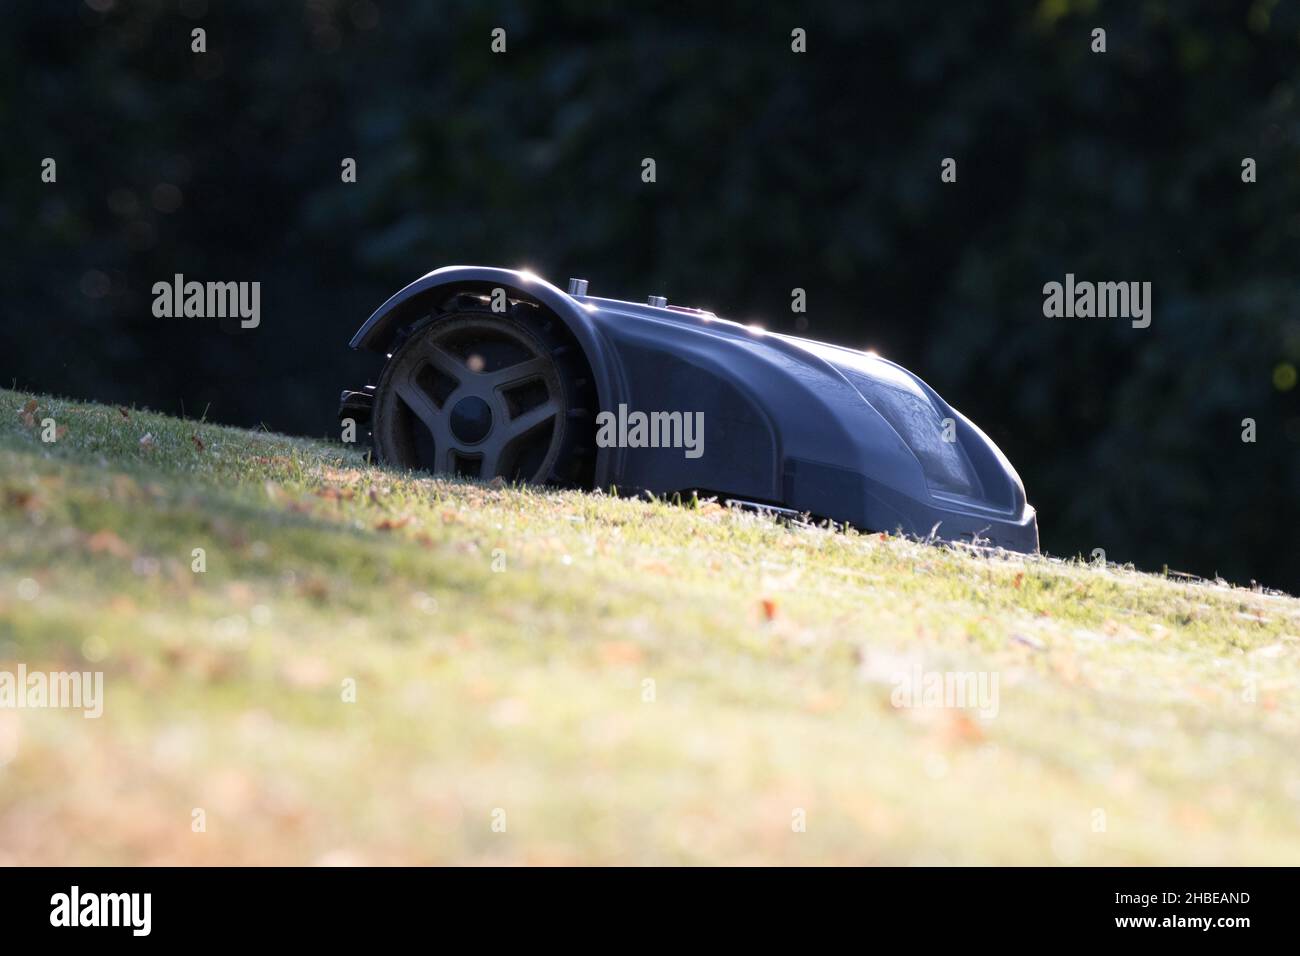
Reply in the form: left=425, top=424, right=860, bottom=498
left=1, top=387, right=1298, bottom=865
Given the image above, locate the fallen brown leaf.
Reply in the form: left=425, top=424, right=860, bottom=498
left=281, top=656, right=332, bottom=690
left=804, top=690, right=841, bottom=714
left=315, top=486, right=355, bottom=501
left=944, top=712, right=985, bottom=745
left=297, top=577, right=330, bottom=601
left=86, top=529, right=132, bottom=558
left=596, top=640, right=644, bottom=666
left=4, top=488, right=40, bottom=511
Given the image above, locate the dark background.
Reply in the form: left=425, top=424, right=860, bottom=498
left=4, top=1, right=1298, bottom=589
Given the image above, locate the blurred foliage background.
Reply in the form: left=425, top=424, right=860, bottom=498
left=3, top=0, right=1298, bottom=588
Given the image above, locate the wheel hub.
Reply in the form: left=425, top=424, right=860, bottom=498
left=449, top=396, right=493, bottom=444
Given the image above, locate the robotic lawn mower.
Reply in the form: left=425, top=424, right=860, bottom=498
left=340, top=266, right=1038, bottom=553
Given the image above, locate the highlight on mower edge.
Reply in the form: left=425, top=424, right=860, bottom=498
left=339, top=266, right=1038, bottom=554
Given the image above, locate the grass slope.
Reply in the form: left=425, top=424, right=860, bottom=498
left=1, top=388, right=1298, bottom=865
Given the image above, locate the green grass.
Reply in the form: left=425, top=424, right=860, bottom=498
left=1, top=387, right=1298, bottom=865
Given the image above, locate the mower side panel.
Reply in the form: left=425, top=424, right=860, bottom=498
left=584, top=311, right=787, bottom=503
left=587, top=303, right=913, bottom=511
left=583, top=298, right=1038, bottom=551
